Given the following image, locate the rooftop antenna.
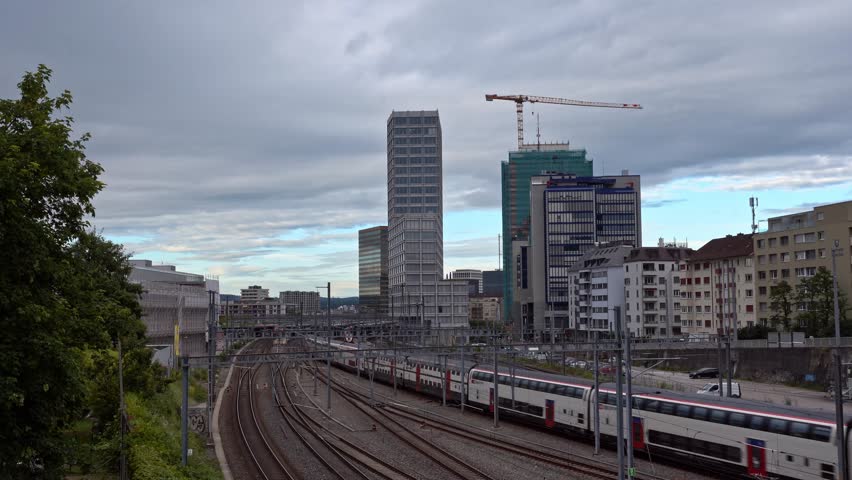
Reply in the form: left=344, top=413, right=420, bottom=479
left=749, top=197, right=759, bottom=233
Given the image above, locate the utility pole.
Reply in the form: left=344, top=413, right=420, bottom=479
left=614, top=306, right=625, bottom=480
left=831, top=239, right=847, bottom=480
left=117, top=338, right=127, bottom=480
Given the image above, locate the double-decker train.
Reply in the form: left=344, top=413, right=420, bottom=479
left=307, top=337, right=851, bottom=480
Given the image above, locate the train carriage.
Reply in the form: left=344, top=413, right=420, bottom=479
left=311, top=337, right=852, bottom=479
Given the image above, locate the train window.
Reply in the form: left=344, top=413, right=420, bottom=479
left=570, top=387, right=583, bottom=399
left=519, top=379, right=530, bottom=389
left=691, top=407, right=709, bottom=421
left=659, top=402, right=675, bottom=415
left=728, top=412, right=746, bottom=428
left=554, top=386, right=566, bottom=396
left=789, top=422, right=810, bottom=438
left=498, top=375, right=510, bottom=385
left=632, top=397, right=645, bottom=410
left=749, top=415, right=768, bottom=431
left=709, top=409, right=729, bottom=424
left=547, top=383, right=558, bottom=394
left=811, top=425, right=831, bottom=442
left=768, top=418, right=789, bottom=434
left=533, top=382, right=545, bottom=392
left=675, top=404, right=691, bottom=417
left=644, top=400, right=660, bottom=412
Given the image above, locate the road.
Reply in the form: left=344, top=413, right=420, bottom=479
left=636, top=368, right=837, bottom=412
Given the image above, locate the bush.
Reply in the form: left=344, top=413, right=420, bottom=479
left=126, top=383, right=222, bottom=480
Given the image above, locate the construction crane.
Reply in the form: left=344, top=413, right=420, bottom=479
left=485, top=94, right=642, bottom=149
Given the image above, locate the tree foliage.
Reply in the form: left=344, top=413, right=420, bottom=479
left=795, top=267, right=850, bottom=337
left=768, top=280, right=794, bottom=330
left=0, top=65, right=159, bottom=478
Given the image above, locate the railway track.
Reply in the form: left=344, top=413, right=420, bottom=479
left=273, top=363, right=420, bottom=480
left=309, top=363, right=498, bottom=480
left=322, top=364, right=668, bottom=480
left=234, top=360, right=298, bottom=480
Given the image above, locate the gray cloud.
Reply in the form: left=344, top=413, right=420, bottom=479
left=643, top=199, right=686, bottom=209
left=2, top=1, right=851, bottom=294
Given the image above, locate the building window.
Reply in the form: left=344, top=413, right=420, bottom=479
left=817, top=231, right=825, bottom=240
left=768, top=238, right=777, bottom=248
left=780, top=236, right=789, bottom=246
left=817, top=212, right=824, bottom=220
left=745, top=289, right=753, bottom=297
left=759, top=286, right=767, bottom=296
left=758, top=255, right=766, bottom=265
left=758, top=271, right=767, bottom=280
left=781, top=252, right=791, bottom=263
left=745, top=273, right=753, bottom=282
left=757, top=239, right=765, bottom=248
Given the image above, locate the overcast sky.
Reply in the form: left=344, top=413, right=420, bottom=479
left=2, top=1, right=851, bottom=296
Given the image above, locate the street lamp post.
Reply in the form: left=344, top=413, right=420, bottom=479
left=831, top=240, right=847, bottom=480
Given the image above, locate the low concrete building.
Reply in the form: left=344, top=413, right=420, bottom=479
left=129, top=260, right=218, bottom=357
left=449, top=269, right=483, bottom=294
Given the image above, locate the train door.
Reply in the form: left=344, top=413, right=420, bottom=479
left=489, top=388, right=494, bottom=413
left=632, top=417, right=646, bottom=450
left=545, top=400, right=555, bottom=428
left=415, top=365, right=421, bottom=392
left=746, top=438, right=766, bottom=477
left=446, top=369, right=452, bottom=398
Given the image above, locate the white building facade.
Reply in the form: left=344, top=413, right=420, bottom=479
left=567, top=245, right=632, bottom=338
left=622, top=246, right=693, bottom=338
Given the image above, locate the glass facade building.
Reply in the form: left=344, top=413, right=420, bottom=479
left=358, top=226, right=388, bottom=317
left=500, top=146, right=593, bottom=322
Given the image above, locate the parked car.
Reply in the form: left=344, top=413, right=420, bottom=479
left=696, top=382, right=741, bottom=398
left=689, top=367, right=720, bottom=379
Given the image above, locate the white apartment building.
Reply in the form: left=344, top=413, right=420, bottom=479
left=680, top=234, right=755, bottom=337
left=240, top=285, right=269, bottom=301
left=623, top=246, right=693, bottom=338
left=567, top=245, right=632, bottom=338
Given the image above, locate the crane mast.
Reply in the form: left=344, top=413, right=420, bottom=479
left=485, top=94, right=642, bottom=149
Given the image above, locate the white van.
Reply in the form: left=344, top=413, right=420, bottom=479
left=696, top=382, right=741, bottom=398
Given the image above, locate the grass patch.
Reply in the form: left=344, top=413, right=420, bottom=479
left=125, top=383, right=223, bottom=480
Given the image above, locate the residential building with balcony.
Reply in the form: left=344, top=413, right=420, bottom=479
left=623, top=245, right=693, bottom=338
left=567, top=244, right=633, bottom=338
left=753, top=200, right=852, bottom=326
left=680, top=234, right=755, bottom=337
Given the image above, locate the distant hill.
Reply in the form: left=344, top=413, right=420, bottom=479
left=320, top=296, right=359, bottom=309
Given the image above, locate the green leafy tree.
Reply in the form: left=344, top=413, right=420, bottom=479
left=795, top=267, right=850, bottom=337
left=769, top=280, right=794, bottom=331
left=0, top=65, right=104, bottom=478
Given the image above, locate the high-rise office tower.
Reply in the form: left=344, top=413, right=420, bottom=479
left=387, top=111, right=468, bottom=328
left=500, top=145, right=593, bottom=324
left=358, top=226, right=389, bottom=317
left=528, top=173, right=641, bottom=336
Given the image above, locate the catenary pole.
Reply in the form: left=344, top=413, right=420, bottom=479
left=625, top=323, right=634, bottom=477
left=593, top=331, right=600, bottom=455
left=614, top=307, right=625, bottom=479
left=493, top=343, right=499, bottom=428
left=181, top=356, right=189, bottom=466
left=831, top=240, right=847, bottom=480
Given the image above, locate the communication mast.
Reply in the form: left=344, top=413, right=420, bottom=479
left=750, top=197, right=759, bottom=234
